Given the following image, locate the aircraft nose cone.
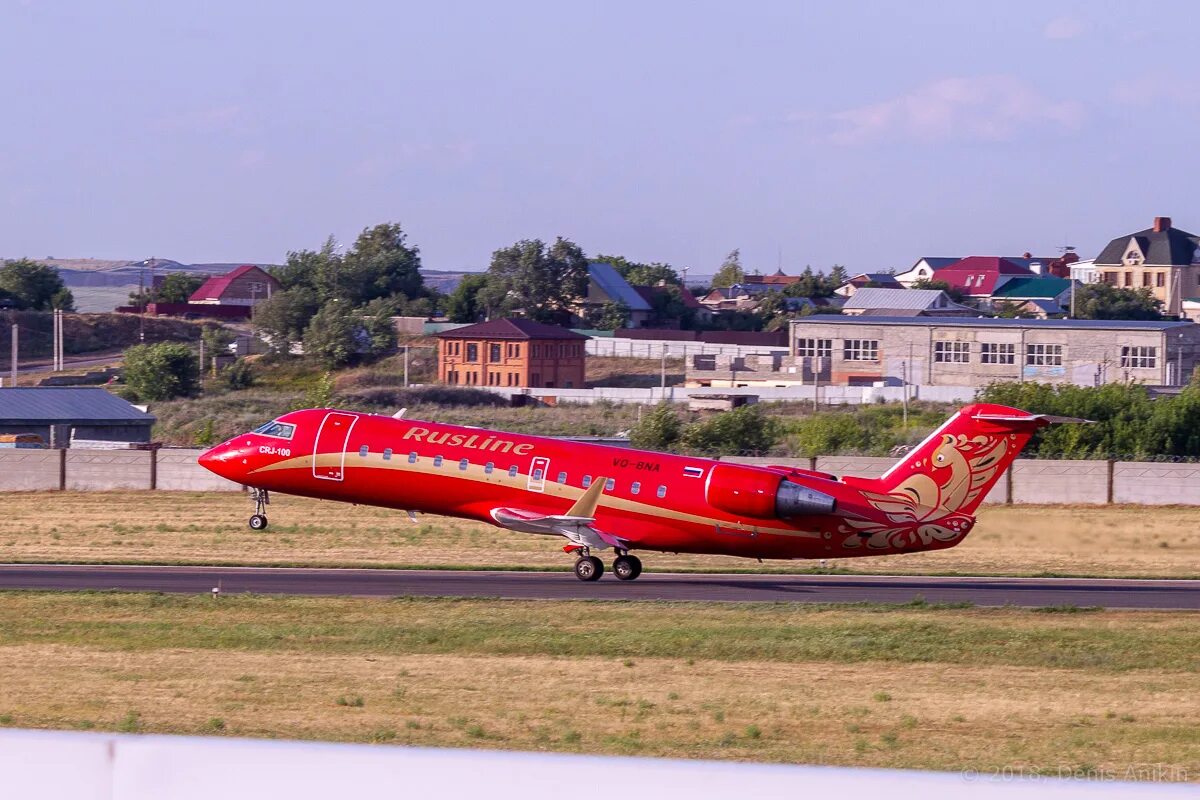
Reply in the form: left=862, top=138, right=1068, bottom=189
left=198, top=444, right=232, bottom=477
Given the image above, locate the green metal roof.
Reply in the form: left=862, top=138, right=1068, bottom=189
left=990, top=276, right=1072, bottom=299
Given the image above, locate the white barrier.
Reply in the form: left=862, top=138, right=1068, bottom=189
left=0, top=729, right=1189, bottom=800
left=588, top=336, right=788, bottom=358
left=481, top=384, right=976, bottom=406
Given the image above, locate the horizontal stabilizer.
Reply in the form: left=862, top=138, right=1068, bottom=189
left=973, top=413, right=1093, bottom=425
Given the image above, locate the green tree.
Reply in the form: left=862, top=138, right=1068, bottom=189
left=479, top=237, right=589, bottom=324
left=828, top=264, right=849, bottom=288
left=680, top=405, right=778, bottom=456
left=629, top=403, right=683, bottom=451
left=711, top=249, right=745, bottom=288
left=123, top=342, right=200, bottom=401
left=360, top=296, right=400, bottom=358
left=595, top=254, right=681, bottom=286
left=252, top=287, right=321, bottom=354
left=130, top=272, right=207, bottom=305
left=445, top=273, right=489, bottom=322
left=341, top=223, right=424, bottom=305
left=0, top=259, right=74, bottom=311
left=583, top=301, right=631, bottom=331
left=303, top=301, right=362, bottom=369
left=1072, top=284, right=1163, bottom=320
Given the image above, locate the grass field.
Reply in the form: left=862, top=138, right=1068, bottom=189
left=0, top=492, right=1197, bottom=577
left=0, top=593, right=1195, bottom=778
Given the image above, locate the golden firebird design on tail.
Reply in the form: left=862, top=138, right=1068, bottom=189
left=840, top=432, right=1014, bottom=550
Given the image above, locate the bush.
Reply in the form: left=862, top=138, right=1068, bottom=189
left=223, top=359, right=255, bottom=390
left=337, top=385, right=509, bottom=410
left=680, top=405, right=779, bottom=456
left=123, top=342, right=200, bottom=401
left=629, top=403, right=682, bottom=451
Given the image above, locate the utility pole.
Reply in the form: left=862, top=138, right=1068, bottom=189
left=660, top=343, right=667, bottom=391
left=198, top=338, right=206, bottom=384
left=404, top=345, right=410, bottom=387
left=9, top=323, right=17, bottom=387
left=901, top=360, right=909, bottom=431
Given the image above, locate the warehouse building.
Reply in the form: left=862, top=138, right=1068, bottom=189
left=0, top=388, right=156, bottom=447
left=789, top=316, right=1200, bottom=388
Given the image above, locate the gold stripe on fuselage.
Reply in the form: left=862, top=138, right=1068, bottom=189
left=249, top=452, right=821, bottom=539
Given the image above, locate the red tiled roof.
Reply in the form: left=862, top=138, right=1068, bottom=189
left=932, top=256, right=1034, bottom=296
left=436, top=318, right=590, bottom=340
left=189, top=265, right=276, bottom=302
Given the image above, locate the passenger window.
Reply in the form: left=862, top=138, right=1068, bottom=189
left=657, top=485, right=667, bottom=498
left=358, top=445, right=369, bottom=457
left=459, top=458, right=469, bottom=471
left=556, top=471, right=567, bottom=483
left=605, top=478, right=615, bottom=491
left=485, top=462, right=494, bottom=474
left=383, top=448, right=393, bottom=460
left=508, top=465, right=518, bottom=478
left=408, top=452, right=418, bottom=464
left=434, top=455, right=443, bottom=467
left=582, top=475, right=592, bottom=488
left=631, top=481, right=640, bottom=495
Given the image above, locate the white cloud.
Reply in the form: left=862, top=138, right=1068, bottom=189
left=1044, top=15, right=1085, bottom=40
left=793, top=76, right=1084, bottom=145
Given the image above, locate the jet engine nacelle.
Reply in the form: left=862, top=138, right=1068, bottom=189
left=705, top=463, right=837, bottom=520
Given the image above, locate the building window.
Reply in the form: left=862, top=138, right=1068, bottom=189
left=1121, top=346, right=1157, bottom=369
left=383, top=448, right=392, bottom=460
left=433, top=455, right=443, bottom=467
left=507, top=465, right=518, bottom=477
left=490, top=343, right=502, bottom=362
left=980, top=343, right=1015, bottom=365
left=1103, top=272, right=1117, bottom=285
left=933, top=341, right=970, bottom=363
left=796, top=338, right=832, bottom=358
left=1143, top=272, right=1153, bottom=287
left=1025, top=344, right=1063, bottom=366
left=843, top=339, right=879, bottom=361
left=1157, top=272, right=1166, bottom=288
left=1124, top=272, right=1133, bottom=287
left=466, top=343, right=479, bottom=362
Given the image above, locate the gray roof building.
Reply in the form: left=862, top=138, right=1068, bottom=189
left=0, top=388, right=156, bottom=446
left=841, top=288, right=975, bottom=316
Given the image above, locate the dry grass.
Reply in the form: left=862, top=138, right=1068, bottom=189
left=585, top=356, right=685, bottom=388
left=0, top=594, right=1196, bottom=777
left=1, top=492, right=1198, bottom=577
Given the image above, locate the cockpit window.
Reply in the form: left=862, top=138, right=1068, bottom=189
left=254, top=421, right=296, bottom=440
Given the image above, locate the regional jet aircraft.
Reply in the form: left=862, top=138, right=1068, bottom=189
left=198, top=403, right=1076, bottom=581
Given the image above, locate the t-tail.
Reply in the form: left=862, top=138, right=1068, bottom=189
left=838, top=403, right=1087, bottom=551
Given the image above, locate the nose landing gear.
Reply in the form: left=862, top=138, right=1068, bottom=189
left=248, top=488, right=270, bottom=530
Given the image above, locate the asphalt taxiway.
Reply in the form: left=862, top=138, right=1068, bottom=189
left=0, top=564, right=1197, bottom=609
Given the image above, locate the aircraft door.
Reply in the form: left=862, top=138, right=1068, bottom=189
left=527, top=456, right=550, bottom=492
left=313, top=412, right=358, bottom=481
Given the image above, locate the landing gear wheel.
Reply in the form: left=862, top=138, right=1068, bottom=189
left=612, top=554, right=643, bottom=581
left=574, top=555, right=604, bottom=582
left=249, top=514, right=269, bottom=531
left=248, top=488, right=271, bottom=531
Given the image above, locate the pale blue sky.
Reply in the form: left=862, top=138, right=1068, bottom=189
left=2, top=0, right=1197, bottom=274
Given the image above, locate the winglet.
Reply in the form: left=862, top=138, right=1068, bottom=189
left=566, top=477, right=607, bottom=518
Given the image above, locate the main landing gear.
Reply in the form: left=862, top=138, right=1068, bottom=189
left=248, top=488, right=270, bottom=530
left=568, top=547, right=643, bottom=581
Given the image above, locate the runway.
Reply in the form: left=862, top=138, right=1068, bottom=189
left=0, top=564, right=1198, bottom=609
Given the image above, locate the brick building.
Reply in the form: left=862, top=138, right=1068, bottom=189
left=436, top=319, right=588, bottom=388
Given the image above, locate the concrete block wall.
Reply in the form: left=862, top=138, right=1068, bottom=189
left=64, top=450, right=154, bottom=491
left=1113, top=462, right=1200, bottom=505
left=0, top=449, right=62, bottom=490
left=1011, top=459, right=1109, bottom=505
left=156, top=449, right=243, bottom=492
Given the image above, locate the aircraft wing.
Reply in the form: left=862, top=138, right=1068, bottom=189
left=489, top=477, right=628, bottom=550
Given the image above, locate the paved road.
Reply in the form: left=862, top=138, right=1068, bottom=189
left=0, top=564, right=1197, bottom=609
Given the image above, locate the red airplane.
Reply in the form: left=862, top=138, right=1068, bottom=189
left=198, top=403, right=1076, bottom=581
